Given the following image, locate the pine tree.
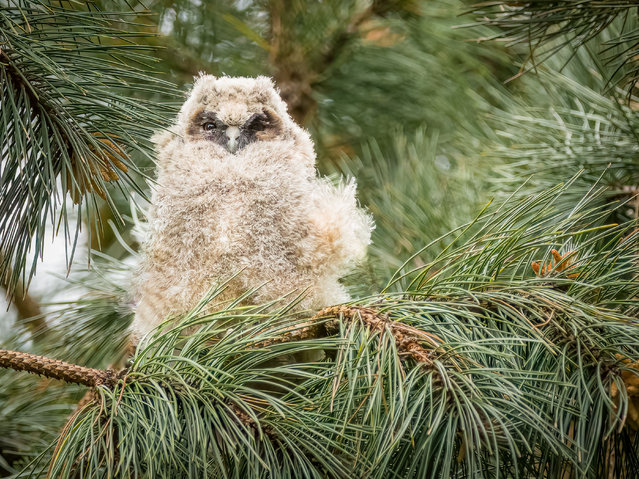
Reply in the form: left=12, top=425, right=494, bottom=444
left=1, top=1, right=638, bottom=478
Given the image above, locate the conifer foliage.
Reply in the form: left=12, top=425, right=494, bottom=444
left=1, top=1, right=638, bottom=478
left=0, top=0, right=173, bottom=294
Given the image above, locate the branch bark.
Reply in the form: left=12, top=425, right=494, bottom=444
left=254, top=304, right=442, bottom=366
left=316, top=305, right=441, bottom=365
left=0, top=304, right=440, bottom=389
left=268, top=1, right=407, bottom=125
left=0, top=349, right=116, bottom=388
left=4, top=285, right=46, bottom=335
left=0, top=251, right=47, bottom=338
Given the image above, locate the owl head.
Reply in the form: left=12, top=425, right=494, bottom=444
left=161, top=75, right=308, bottom=155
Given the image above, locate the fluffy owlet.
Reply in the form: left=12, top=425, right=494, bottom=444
left=131, top=75, right=373, bottom=339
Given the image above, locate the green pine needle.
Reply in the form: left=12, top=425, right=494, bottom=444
left=0, top=0, right=177, bottom=295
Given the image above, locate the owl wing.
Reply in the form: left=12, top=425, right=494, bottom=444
left=300, top=178, right=374, bottom=276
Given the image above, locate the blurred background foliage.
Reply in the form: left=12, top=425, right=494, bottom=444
left=127, top=0, right=520, bottom=290
left=1, top=0, right=639, bottom=476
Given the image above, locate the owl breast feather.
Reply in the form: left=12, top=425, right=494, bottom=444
left=152, top=159, right=313, bottom=270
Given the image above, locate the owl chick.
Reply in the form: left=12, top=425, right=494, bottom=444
left=131, top=75, right=373, bottom=339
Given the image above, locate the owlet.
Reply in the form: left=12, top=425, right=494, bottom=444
left=132, top=75, right=373, bottom=338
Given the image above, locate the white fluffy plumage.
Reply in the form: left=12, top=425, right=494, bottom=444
left=131, top=75, right=373, bottom=339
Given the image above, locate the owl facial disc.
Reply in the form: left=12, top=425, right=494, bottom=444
left=187, top=107, right=283, bottom=154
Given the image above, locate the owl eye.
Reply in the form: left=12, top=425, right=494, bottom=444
left=203, top=122, right=217, bottom=131
left=246, top=112, right=269, bottom=131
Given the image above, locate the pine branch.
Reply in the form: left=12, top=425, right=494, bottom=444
left=0, top=349, right=116, bottom=388
left=5, top=181, right=639, bottom=476
left=7, top=288, right=46, bottom=334
left=314, top=0, right=415, bottom=74
left=466, top=0, right=639, bottom=92
left=3, top=281, right=45, bottom=331
left=232, top=304, right=442, bottom=366
left=0, top=250, right=47, bottom=338
left=481, top=68, right=639, bottom=223
left=312, top=5, right=375, bottom=77
left=318, top=305, right=441, bottom=364
left=268, top=0, right=414, bottom=124
left=0, top=263, right=47, bottom=367
left=0, top=305, right=436, bottom=386
left=0, top=1, right=176, bottom=296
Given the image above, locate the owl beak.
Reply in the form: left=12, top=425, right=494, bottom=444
left=225, top=126, right=241, bottom=153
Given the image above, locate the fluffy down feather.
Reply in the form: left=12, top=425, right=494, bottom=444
left=132, top=75, right=373, bottom=339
